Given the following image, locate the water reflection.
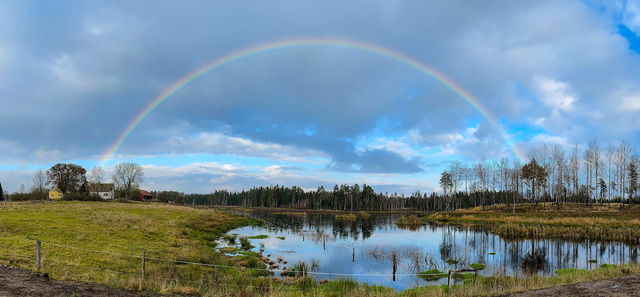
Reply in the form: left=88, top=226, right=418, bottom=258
left=227, top=211, right=639, bottom=290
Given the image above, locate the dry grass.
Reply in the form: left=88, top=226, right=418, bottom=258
left=334, top=214, right=357, bottom=221
left=426, top=203, right=640, bottom=243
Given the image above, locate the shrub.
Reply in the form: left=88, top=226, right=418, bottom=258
left=63, top=192, right=103, bottom=201
left=239, top=237, right=253, bottom=250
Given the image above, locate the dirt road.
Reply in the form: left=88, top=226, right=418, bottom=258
left=0, top=265, right=158, bottom=297
left=510, top=274, right=640, bottom=297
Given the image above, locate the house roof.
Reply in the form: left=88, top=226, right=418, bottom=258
left=139, top=190, right=152, bottom=196
left=87, top=183, right=115, bottom=192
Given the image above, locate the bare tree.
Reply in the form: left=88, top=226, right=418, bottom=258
left=617, top=141, right=633, bottom=207
left=112, top=163, right=144, bottom=200
left=89, top=166, right=105, bottom=196
left=605, top=144, right=616, bottom=201
left=32, top=170, right=47, bottom=199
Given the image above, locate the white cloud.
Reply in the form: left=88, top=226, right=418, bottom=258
left=529, top=133, right=568, bottom=146
left=164, top=132, right=327, bottom=163
left=534, top=76, right=578, bottom=113
left=620, top=94, right=640, bottom=111
left=623, top=0, right=640, bottom=34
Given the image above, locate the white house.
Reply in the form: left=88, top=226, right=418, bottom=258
left=87, top=183, right=115, bottom=200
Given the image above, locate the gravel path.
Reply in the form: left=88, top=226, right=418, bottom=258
left=510, top=274, right=640, bottom=297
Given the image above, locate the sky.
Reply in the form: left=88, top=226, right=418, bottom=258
left=1, top=0, right=639, bottom=194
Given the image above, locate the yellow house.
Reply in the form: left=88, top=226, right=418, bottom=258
left=49, top=186, right=64, bottom=199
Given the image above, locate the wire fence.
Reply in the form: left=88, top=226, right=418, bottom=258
left=0, top=238, right=479, bottom=293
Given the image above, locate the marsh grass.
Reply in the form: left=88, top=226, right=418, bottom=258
left=274, top=212, right=308, bottom=216
left=426, top=203, right=640, bottom=243
left=395, top=215, right=424, bottom=227
left=359, top=211, right=371, bottom=219
left=334, top=214, right=357, bottom=221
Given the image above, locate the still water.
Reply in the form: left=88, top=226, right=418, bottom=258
left=226, top=211, right=639, bottom=290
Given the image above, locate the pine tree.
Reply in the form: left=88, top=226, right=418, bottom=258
left=0, top=182, right=3, bottom=201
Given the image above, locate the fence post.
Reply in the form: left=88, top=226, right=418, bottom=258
left=35, top=240, right=41, bottom=271
left=140, top=250, right=145, bottom=290
left=447, top=270, right=452, bottom=290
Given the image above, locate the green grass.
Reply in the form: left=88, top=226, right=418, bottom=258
left=247, top=234, right=269, bottom=239
left=445, top=259, right=459, bottom=265
left=0, top=201, right=260, bottom=294
left=470, top=263, right=486, bottom=270
left=555, top=268, right=587, bottom=275
left=417, top=268, right=447, bottom=281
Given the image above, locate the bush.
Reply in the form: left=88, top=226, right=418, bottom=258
left=63, top=192, right=103, bottom=201
left=9, top=193, right=44, bottom=201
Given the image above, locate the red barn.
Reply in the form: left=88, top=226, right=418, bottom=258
left=137, top=190, right=153, bottom=201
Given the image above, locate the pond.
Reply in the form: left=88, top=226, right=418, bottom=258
left=223, top=211, right=639, bottom=290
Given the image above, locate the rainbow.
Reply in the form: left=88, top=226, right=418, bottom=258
left=101, top=37, right=526, bottom=164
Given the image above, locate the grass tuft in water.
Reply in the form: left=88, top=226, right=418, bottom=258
left=334, top=214, right=357, bottom=221
left=470, top=263, right=486, bottom=270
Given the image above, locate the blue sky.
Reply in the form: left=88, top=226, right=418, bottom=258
left=1, top=0, right=640, bottom=193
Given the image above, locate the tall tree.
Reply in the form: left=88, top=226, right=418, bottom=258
left=89, top=166, right=106, bottom=196
left=522, top=159, right=547, bottom=205
left=32, top=170, right=47, bottom=199
left=46, top=163, right=87, bottom=193
left=628, top=157, right=638, bottom=202
left=0, top=182, right=3, bottom=201
left=440, top=171, right=453, bottom=210
left=113, top=162, right=144, bottom=200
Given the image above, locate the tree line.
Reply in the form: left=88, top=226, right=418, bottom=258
left=153, top=140, right=639, bottom=212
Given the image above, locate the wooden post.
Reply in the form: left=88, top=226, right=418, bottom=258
left=392, top=252, right=397, bottom=281
left=352, top=248, right=355, bottom=262
left=140, top=250, right=145, bottom=290
left=302, top=264, right=307, bottom=296
left=35, top=240, right=41, bottom=271
left=447, top=270, right=452, bottom=290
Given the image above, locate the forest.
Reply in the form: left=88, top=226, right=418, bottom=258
left=154, top=140, right=639, bottom=212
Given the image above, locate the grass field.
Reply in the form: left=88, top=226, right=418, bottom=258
left=1, top=201, right=640, bottom=297
left=425, top=203, right=640, bottom=243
